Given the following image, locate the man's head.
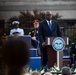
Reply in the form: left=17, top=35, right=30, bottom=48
left=31, top=71, right=41, bottom=75
left=45, top=11, right=52, bottom=21
left=44, top=72, right=52, bottom=75
left=12, top=21, right=20, bottom=28
left=62, top=67, right=71, bottom=75
left=33, top=20, right=39, bottom=28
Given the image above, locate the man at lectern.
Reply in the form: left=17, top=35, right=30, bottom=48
left=10, top=21, right=24, bottom=36
left=38, top=11, right=62, bottom=68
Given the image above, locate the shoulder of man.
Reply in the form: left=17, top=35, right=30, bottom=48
left=18, top=28, right=24, bottom=31
left=52, top=20, right=58, bottom=23
left=40, top=20, right=46, bottom=24
left=10, top=29, right=15, bottom=31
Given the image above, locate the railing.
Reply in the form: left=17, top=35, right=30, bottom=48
left=51, top=72, right=76, bottom=75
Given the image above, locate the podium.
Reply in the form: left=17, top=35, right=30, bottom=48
left=45, top=37, right=69, bottom=68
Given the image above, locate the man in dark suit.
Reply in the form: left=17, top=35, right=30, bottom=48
left=38, top=11, right=62, bottom=68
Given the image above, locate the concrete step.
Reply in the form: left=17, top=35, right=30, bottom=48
left=28, top=57, right=41, bottom=70
left=30, top=48, right=37, bottom=57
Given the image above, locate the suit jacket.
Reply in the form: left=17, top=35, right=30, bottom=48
left=38, top=20, right=62, bottom=45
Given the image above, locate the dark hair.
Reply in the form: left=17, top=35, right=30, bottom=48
left=2, top=38, right=30, bottom=68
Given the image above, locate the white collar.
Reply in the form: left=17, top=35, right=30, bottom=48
left=14, top=28, right=19, bottom=29
left=46, top=20, right=52, bottom=23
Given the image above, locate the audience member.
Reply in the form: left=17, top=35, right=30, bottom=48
left=31, top=70, right=41, bottom=75
left=62, top=66, right=72, bottom=75
left=10, top=21, right=24, bottom=36
left=2, top=38, right=30, bottom=75
left=24, top=72, right=31, bottom=75
left=44, top=72, right=52, bottom=75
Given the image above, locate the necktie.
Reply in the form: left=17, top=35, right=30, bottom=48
left=48, top=21, right=52, bottom=31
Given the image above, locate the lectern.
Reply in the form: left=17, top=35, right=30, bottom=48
left=45, top=37, right=69, bottom=68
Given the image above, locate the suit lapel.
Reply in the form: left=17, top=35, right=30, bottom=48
left=51, top=21, right=55, bottom=31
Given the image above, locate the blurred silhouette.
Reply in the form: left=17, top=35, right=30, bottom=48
left=2, top=38, right=30, bottom=75
left=31, top=70, right=41, bottom=75
left=44, top=72, right=53, bottom=75
left=62, top=66, right=71, bottom=75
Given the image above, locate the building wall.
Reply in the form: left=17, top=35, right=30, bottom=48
left=0, top=10, right=76, bottom=21
left=0, top=0, right=76, bottom=21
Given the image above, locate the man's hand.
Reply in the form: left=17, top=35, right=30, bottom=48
left=42, top=42, right=45, bottom=47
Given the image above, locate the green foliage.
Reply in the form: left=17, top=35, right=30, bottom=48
left=71, top=64, right=75, bottom=72
left=7, top=10, right=62, bottom=28
left=25, top=64, right=76, bottom=74
left=52, top=13, right=62, bottom=20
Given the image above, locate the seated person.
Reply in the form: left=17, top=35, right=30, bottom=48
left=10, top=21, right=24, bottom=36
left=29, top=20, right=39, bottom=48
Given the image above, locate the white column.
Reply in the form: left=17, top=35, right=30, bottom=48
left=57, top=51, right=59, bottom=68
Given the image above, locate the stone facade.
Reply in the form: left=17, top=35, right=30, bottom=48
left=0, top=0, right=76, bottom=20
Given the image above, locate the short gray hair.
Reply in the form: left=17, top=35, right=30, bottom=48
left=62, top=66, right=71, bottom=75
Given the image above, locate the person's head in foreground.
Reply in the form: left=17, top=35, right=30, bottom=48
left=2, top=38, right=30, bottom=75
left=62, top=66, right=72, bottom=75
left=31, top=70, right=41, bottom=75
left=44, top=72, right=52, bottom=75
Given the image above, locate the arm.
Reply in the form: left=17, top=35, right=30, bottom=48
left=38, top=22, right=44, bottom=45
left=29, top=29, right=36, bottom=40
left=57, top=22, right=62, bottom=37
left=20, top=29, right=24, bottom=36
left=70, top=44, right=75, bottom=56
left=10, top=29, right=13, bottom=36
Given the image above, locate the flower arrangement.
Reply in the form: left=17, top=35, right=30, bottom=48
left=25, top=63, right=76, bottom=75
